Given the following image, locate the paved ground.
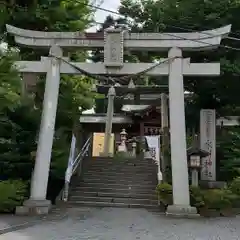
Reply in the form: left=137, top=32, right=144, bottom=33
left=1, top=207, right=240, bottom=239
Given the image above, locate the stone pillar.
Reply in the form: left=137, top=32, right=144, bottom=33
left=17, top=45, right=62, bottom=215
left=191, top=169, right=199, bottom=187
left=139, top=122, right=144, bottom=157
left=132, top=140, right=137, bottom=157
left=166, top=48, right=198, bottom=217
left=103, top=86, right=116, bottom=156
left=160, top=93, right=169, bottom=182
left=200, top=109, right=216, bottom=181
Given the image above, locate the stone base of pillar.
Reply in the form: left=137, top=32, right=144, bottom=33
left=16, top=199, right=51, bottom=216
left=166, top=204, right=200, bottom=218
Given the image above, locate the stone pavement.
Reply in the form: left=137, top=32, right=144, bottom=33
left=0, top=207, right=68, bottom=235
left=1, top=207, right=240, bottom=239
left=0, top=214, right=38, bottom=234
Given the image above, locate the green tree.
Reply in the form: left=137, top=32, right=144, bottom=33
left=0, top=48, right=21, bottom=111
left=1, top=0, right=94, bottom=34
left=0, top=49, right=39, bottom=180
left=117, top=0, right=240, bottom=181
left=118, top=0, right=240, bottom=128
left=0, top=0, right=97, bottom=59
left=217, top=127, right=240, bottom=181
left=35, top=75, right=95, bottom=137
left=0, top=0, right=96, bottom=188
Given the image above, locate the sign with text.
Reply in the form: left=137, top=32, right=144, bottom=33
left=200, top=109, right=216, bottom=181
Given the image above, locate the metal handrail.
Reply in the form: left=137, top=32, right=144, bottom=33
left=62, top=136, right=92, bottom=202
left=72, top=137, right=91, bottom=174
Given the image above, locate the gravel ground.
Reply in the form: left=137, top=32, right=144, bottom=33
left=1, top=207, right=240, bottom=239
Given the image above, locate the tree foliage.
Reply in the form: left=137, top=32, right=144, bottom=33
left=217, top=128, right=240, bottom=181
left=115, top=0, right=240, bottom=128
left=0, top=0, right=96, bottom=187
left=1, top=0, right=94, bottom=34
left=0, top=49, right=39, bottom=180
left=0, top=49, right=21, bottom=111
left=115, top=0, right=240, bottom=181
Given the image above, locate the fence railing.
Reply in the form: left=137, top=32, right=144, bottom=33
left=61, top=136, right=92, bottom=202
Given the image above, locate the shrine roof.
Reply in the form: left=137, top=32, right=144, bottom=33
left=121, top=93, right=161, bottom=105
left=121, top=104, right=161, bottom=118
left=79, top=113, right=133, bottom=124
left=96, top=85, right=168, bottom=95
left=121, top=105, right=151, bottom=113
left=216, top=116, right=240, bottom=126
left=187, top=147, right=210, bottom=158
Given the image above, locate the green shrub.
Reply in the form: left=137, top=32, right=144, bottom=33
left=156, top=183, right=238, bottom=211
left=190, top=186, right=205, bottom=208
left=202, top=189, right=229, bottom=210
left=156, top=183, right=204, bottom=208
left=225, top=191, right=240, bottom=208
left=156, top=183, right=173, bottom=206
left=0, top=180, right=27, bottom=213
left=217, top=129, right=240, bottom=181
left=229, top=177, right=240, bottom=195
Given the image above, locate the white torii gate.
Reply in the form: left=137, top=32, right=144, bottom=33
left=6, top=24, right=231, bottom=216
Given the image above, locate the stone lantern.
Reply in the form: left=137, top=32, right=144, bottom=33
left=131, top=137, right=137, bottom=157
left=118, top=129, right=128, bottom=152
left=187, top=135, right=209, bottom=187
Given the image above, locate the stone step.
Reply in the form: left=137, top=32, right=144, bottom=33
left=80, top=178, right=156, bottom=184
left=87, top=157, right=142, bottom=161
left=84, top=170, right=157, bottom=176
left=84, top=163, right=156, bottom=168
left=67, top=200, right=158, bottom=209
left=86, top=164, right=157, bottom=168
left=77, top=182, right=156, bottom=189
left=86, top=168, right=157, bottom=173
left=88, top=162, right=156, bottom=166
left=82, top=172, right=157, bottom=179
left=81, top=174, right=156, bottom=179
left=79, top=176, right=157, bottom=186
left=70, top=191, right=157, bottom=199
left=86, top=162, right=156, bottom=166
left=88, top=158, right=154, bottom=163
left=69, top=196, right=158, bottom=205
left=82, top=176, right=157, bottom=183
left=86, top=161, right=155, bottom=164
left=73, top=186, right=156, bottom=194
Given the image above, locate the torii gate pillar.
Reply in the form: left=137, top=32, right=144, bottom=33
left=166, top=48, right=197, bottom=216
left=17, top=45, right=62, bottom=215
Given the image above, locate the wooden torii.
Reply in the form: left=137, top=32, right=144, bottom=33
left=6, top=24, right=231, bottom=216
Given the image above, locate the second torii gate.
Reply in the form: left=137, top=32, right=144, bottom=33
left=6, top=24, right=231, bottom=216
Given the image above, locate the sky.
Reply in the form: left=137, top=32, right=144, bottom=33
left=94, top=0, right=120, bottom=22
left=85, top=0, right=121, bottom=113
left=88, top=0, right=121, bottom=31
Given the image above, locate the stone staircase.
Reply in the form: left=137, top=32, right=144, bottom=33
left=67, top=157, right=159, bottom=209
